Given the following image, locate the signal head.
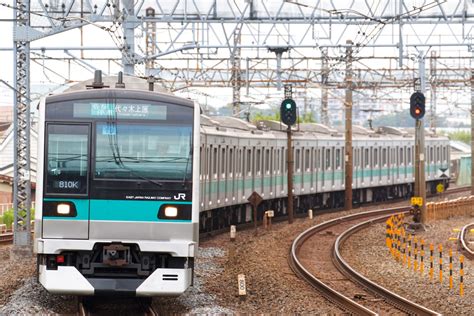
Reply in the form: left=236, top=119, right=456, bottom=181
left=409, top=92, right=425, bottom=119
left=280, top=98, right=297, bottom=126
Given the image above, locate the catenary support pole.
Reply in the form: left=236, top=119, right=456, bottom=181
left=287, top=125, right=294, bottom=224
left=344, top=40, right=353, bottom=210
left=13, top=0, right=32, bottom=253
left=418, top=52, right=427, bottom=224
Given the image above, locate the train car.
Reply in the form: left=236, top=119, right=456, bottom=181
left=198, top=118, right=450, bottom=232
left=34, top=73, right=200, bottom=296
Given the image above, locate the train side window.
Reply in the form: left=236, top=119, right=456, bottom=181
left=305, top=149, right=310, bottom=171
left=229, top=147, right=234, bottom=178
left=206, top=147, right=210, bottom=180
left=213, top=147, right=218, bottom=179
left=364, top=148, right=369, bottom=168
left=373, top=148, right=378, bottom=167
left=436, top=146, right=440, bottom=163
left=199, top=146, right=203, bottom=180
left=234, top=147, right=242, bottom=177
left=382, top=148, right=386, bottom=166
left=316, top=149, right=320, bottom=169
left=265, top=149, right=270, bottom=174
left=247, top=148, right=252, bottom=176
left=335, top=148, right=339, bottom=169
left=239, top=149, right=243, bottom=176
left=276, top=149, right=280, bottom=174
left=294, top=149, right=299, bottom=172
left=352, top=148, right=356, bottom=168
left=256, top=148, right=261, bottom=175
left=408, top=147, right=412, bottom=164
left=325, top=148, right=331, bottom=170
left=221, top=147, right=226, bottom=178
left=443, top=146, right=447, bottom=163
left=399, top=147, right=404, bottom=165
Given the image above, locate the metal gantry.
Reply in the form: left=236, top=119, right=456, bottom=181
left=6, top=0, right=474, bottom=247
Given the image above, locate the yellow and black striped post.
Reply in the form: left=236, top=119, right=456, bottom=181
left=420, top=239, right=425, bottom=275
left=402, top=230, right=407, bottom=266
left=460, top=255, right=464, bottom=296
left=439, top=244, right=443, bottom=284
left=397, top=229, right=401, bottom=261
left=449, top=248, right=453, bottom=289
left=429, top=243, right=434, bottom=280
left=414, top=237, right=418, bottom=271
left=408, top=235, right=412, bottom=268
left=386, top=220, right=392, bottom=249
left=386, top=216, right=393, bottom=249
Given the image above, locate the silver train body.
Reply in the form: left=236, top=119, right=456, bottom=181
left=198, top=117, right=450, bottom=231
left=35, top=88, right=200, bottom=296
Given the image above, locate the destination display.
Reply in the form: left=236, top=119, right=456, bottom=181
left=73, top=102, right=167, bottom=120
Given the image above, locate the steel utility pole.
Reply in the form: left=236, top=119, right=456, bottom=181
left=430, top=51, right=437, bottom=132
left=269, top=47, right=289, bottom=91
left=321, top=47, right=330, bottom=126
left=283, top=86, right=295, bottom=224
left=471, top=72, right=474, bottom=195
left=417, top=52, right=427, bottom=224
left=231, top=24, right=243, bottom=116
left=13, top=0, right=32, bottom=253
left=344, top=40, right=353, bottom=210
left=122, top=0, right=136, bottom=75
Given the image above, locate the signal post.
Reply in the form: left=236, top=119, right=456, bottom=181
left=410, top=56, right=427, bottom=227
left=281, top=86, right=297, bottom=224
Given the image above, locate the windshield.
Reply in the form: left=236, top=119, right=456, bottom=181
left=95, top=122, right=192, bottom=180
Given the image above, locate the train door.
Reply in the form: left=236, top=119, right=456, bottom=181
left=42, top=123, right=91, bottom=239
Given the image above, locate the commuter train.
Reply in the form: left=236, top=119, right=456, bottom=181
left=34, top=75, right=200, bottom=296
left=34, top=74, right=450, bottom=297
left=198, top=117, right=450, bottom=232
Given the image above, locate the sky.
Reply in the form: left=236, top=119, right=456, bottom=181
left=0, top=0, right=473, bottom=125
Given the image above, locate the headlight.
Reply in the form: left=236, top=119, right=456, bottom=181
left=158, top=204, right=192, bottom=220
left=57, top=203, right=70, bottom=215
left=164, top=206, right=178, bottom=217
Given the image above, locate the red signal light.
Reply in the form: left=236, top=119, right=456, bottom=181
left=415, top=108, right=421, bottom=115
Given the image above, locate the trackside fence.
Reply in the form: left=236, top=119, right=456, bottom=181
left=426, top=196, right=474, bottom=221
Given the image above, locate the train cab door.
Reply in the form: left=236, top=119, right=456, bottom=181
left=42, top=123, right=91, bottom=240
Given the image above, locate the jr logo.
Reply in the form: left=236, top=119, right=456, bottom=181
left=174, top=193, right=186, bottom=200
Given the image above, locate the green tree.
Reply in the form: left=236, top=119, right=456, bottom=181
left=0, top=208, right=35, bottom=230
left=251, top=111, right=280, bottom=123
left=446, top=131, right=471, bottom=144
left=251, top=110, right=316, bottom=124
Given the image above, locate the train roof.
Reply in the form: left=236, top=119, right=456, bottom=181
left=201, top=115, right=449, bottom=141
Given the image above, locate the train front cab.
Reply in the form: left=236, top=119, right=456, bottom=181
left=34, top=90, right=200, bottom=296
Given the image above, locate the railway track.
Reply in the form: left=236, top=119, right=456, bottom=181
left=289, top=207, right=440, bottom=315
left=0, top=185, right=469, bottom=245
left=0, top=232, right=13, bottom=244
left=460, top=222, right=474, bottom=259
left=77, top=297, right=159, bottom=316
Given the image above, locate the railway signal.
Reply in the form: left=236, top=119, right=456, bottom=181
left=410, top=92, right=425, bottom=119
left=280, top=98, right=297, bottom=126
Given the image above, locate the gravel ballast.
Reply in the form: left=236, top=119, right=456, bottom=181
left=341, top=215, right=473, bottom=315
left=0, top=204, right=471, bottom=314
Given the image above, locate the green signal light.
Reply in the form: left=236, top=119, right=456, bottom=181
left=285, top=103, right=292, bottom=109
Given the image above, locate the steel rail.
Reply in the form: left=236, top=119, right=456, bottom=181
left=334, top=213, right=441, bottom=316
left=289, top=207, right=408, bottom=315
left=77, top=297, right=157, bottom=316
left=460, top=222, right=474, bottom=259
